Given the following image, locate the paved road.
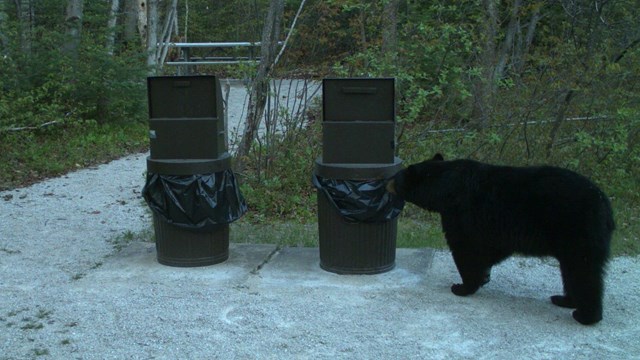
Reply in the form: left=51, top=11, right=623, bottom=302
left=223, top=79, right=321, bottom=151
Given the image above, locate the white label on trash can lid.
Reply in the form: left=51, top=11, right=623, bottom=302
left=149, top=130, right=157, bottom=139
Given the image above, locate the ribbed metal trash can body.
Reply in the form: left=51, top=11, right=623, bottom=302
left=153, top=215, right=230, bottom=267
left=314, top=158, right=403, bottom=274
left=317, top=188, right=397, bottom=274
left=145, top=75, right=244, bottom=267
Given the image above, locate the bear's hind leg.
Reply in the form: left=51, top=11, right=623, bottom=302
left=558, top=257, right=605, bottom=325
left=571, top=271, right=604, bottom=325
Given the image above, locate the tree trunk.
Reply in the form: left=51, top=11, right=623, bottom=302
left=183, top=0, right=189, bottom=41
left=100, top=0, right=121, bottom=124
left=64, top=0, right=84, bottom=61
left=494, top=0, right=521, bottom=82
left=0, top=0, right=8, bottom=53
left=137, top=0, right=147, bottom=46
left=514, top=3, right=542, bottom=74
left=16, top=0, right=32, bottom=54
left=146, top=0, right=158, bottom=73
left=235, top=0, right=284, bottom=170
left=381, top=0, right=400, bottom=73
left=123, top=0, right=138, bottom=47
left=105, top=0, right=120, bottom=55
left=470, top=0, right=498, bottom=128
left=359, top=0, right=367, bottom=50
left=381, top=0, right=400, bottom=53
left=546, top=89, right=574, bottom=158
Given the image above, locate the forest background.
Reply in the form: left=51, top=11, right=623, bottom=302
left=0, top=0, right=638, bottom=255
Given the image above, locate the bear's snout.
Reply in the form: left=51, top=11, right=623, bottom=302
left=386, top=179, right=397, bottom=195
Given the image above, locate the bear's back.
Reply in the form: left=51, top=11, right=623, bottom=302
left=462, top=161, right=614, bottom=252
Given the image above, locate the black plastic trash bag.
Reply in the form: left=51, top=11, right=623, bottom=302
left=143, top=169, right=247, bottom=231
left=313, top=175, right=404, bottom=223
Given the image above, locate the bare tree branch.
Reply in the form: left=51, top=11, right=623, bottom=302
left=273, top=0, right=306, bottom=68
left=2, top=121, right=60, bottom=133
left=613, top=38, right=640, bottom=64
left=158, top=0, right=178, bottom=66
left=235, top=0, right=285, bottom=170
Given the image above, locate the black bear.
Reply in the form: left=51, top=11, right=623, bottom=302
left=387, top=154, right=614, bottom=325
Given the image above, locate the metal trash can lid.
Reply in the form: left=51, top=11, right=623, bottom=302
left=147, top=153, right=232, bottom=175
left=314, top=157, right=403, bottom=180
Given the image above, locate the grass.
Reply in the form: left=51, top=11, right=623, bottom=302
left=231, top=219, right=319, bottom=247
left=0, top=120, right=148, bottom=191
left=137, top=216, right=446, bottom=250
left=227, top=211, right=638, bottom=257
left=396, top=216, right=447, bottom=249
left=229, top=216, right=447, bottom=249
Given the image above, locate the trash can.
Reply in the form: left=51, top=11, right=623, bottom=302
left=142, top=75, right=247, bottom=267
left=314, top=78, right=404, bottom=274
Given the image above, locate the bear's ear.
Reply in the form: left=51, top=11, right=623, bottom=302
left=432, top=153, right=444, bottom=161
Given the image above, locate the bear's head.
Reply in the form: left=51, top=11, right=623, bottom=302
left=386, top=153, right=461, bottom=212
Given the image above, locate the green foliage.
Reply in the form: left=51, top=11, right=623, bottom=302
left=0, top=1, right=148, bottom=131
left=282, top=1, right=380, bottom=72
left=238, top=111, right=321, bottom=223
left=327, top=2, right=479, bottom=129
left=182, top=1, right=268, bottom=43
left=0, top=0, right=149, bottom=190
left=9, top=47, right=145, bottom=127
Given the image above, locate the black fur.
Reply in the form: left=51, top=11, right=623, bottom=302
left=387, top=154, right=614, bottom=325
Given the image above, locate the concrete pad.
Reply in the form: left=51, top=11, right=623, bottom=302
left=87, top=242, right=279, bottom=286
left=2, top=241, right=639, bottom=359
left=258, top=247, right=435, bottom=291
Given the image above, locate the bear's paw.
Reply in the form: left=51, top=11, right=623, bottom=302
left=572, top=309, right=602, bottom=325
left=451, top=283, right=478, bottom=296
left=551, top=295, right=576, bottom=308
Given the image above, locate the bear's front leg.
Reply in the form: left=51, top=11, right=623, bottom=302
left=451, top=268, right=491, bottom=296
left=450, top=248, right=490, bottom=296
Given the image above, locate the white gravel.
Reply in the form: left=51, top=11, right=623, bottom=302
left=1, top=152, right=639, bottom=359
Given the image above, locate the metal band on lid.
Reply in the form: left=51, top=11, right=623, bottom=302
left=314, top=157, right=403, bottom=180
left=147, top=153, right=232, bottom=175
